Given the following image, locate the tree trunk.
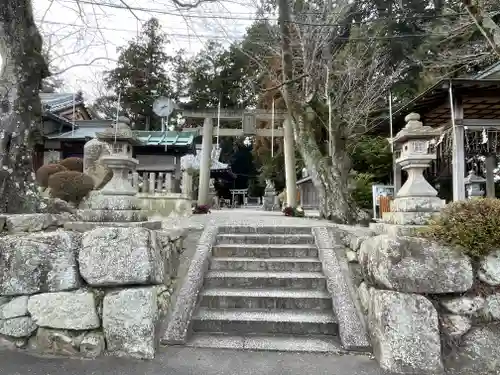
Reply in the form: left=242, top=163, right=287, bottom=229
left=294, top=119, right=364, bottom=224
left=462, top=0, right=500, bottom=57
left=0, top=0, right=49, bottom=213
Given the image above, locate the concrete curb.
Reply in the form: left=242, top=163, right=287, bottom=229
left=161, top=224, right=219, bottom=344
left=312, top=227, right=371, bottom=351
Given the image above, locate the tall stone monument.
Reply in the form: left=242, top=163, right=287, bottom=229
left=65, top=117, right=161, bottom=231
left=262, top=179, right=276, bottom=211
left=374, top=113, right=445, bottom=235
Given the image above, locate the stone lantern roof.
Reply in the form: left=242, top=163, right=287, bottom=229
left=393, top=113, right=441, bottom=145
left=464, top=170, right=486, bottom=185
left=96, top=116, right=142, bottom=145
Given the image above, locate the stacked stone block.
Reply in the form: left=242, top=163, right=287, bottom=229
left=0, top=213, right=185, bottom=359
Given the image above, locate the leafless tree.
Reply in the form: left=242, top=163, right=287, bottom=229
left=0, top=0, right=223, bottom=213
left=269, top=0, right=403, bottom=223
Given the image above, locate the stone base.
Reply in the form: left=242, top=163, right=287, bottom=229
left=390, top=196, right=445, bottom=212
left=64, top=221, right=161, bottom=232
left=78, top=209, right=147, bottom=222
left=382, top=210, right=438, bottom=225
left=369, top=222, right=427, bottom=237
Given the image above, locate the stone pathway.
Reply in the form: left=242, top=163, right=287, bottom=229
left=0, top=346, right=384, bottom=375
left=158, top=208, right=341, bottom=230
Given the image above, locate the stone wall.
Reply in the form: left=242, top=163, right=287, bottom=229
left=0, top=213, right=185, bottom=359
left=339, top=227, right=500, bottom=375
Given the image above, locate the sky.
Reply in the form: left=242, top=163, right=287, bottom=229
left=27, top=0, right=259, bottom=101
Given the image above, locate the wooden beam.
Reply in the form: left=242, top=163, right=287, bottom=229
left=460, top=119, right=500, bottom=128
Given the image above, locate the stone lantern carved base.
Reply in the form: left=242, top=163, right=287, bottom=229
left=65, top=119, right=161, bottom=232
left=382, top=196, right=445, bottom=225
left=372, top=112, right=446, bottom=234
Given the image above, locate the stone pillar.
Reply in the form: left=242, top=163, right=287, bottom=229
left=451, top=92, right=466, bottom=201
left=149, top=172, right=156, bottom=194
left=181, top=170, right=193, bottom=197
left=452, top=125, right=466, bottom=201
left=165, top=173, right=173, bottom=193
left=283, top=118, right=297, bottom=207
left=485, top=155, right=496, bottom=198
left=465, top=170, right=485, bottom=199
left=197, top=118, right=213, bottom=205
left=174, top=156, right=181, bottom=194
left=156, top=172, right=164, bottom=193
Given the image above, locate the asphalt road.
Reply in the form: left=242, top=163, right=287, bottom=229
left=0, top=346, right=384, bottom=375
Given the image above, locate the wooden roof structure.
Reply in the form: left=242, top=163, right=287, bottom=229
left=386, top=79, right=500, bottom=132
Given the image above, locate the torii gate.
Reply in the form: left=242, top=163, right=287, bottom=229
left=180, top=108, right=298, bottom=207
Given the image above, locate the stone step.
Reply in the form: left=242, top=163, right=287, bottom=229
left=199, top=288, right=332, bottom=310
left=216, top=234, right=315, bottom=245
left=186, top=333, right=345, bottom=353
left=192, top=308, right=338, bottom=336
left=204, top=270, right=326, bottom=290
left=218, top=226, right=313, bottom=235
left=210, top=257, right=323, bottom=272
left=212, top=244, right=318, bottom=258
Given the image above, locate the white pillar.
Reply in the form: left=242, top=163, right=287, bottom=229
left=157, top=172, right=164, bottom=193
left=149, top=172, right=156, bottom=194
left=197, top=118, right=213, bottom=205
left=165, top=173, right=173, bottom=193
left=452, top=125, right=466, bottom=201
left=182, top=170, right=193, bottom=197
left=283, top=118, right=297, bottom=207
left=450, top=87, right=466, bottom=201
left=486, top=155, right=496, bottom=198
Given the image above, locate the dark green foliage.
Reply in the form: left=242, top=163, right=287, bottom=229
left=35, top=163, right=67, bottom=188
left=351, top=173, right=375, bottom=209
left=104, top=18, right=174, bottom=130
left=421, top=198, right=500, bottom=258
left=349, top=136, right=393, bottom=183
left=48, top=171, right=94, bottom=205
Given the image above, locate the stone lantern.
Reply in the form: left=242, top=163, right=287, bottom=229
left=382, top=112, right=445, bottom=226
left=67, top=117, right=161, bottom=231
left=95, top=116, right=142, bottom=196
left=464, top=170, right=485, bottom=199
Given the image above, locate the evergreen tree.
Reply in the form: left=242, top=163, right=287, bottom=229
left=104, top=18, right=174, bottom=130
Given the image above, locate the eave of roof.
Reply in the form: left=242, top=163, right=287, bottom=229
left=379, top=78, right=500, bottom=132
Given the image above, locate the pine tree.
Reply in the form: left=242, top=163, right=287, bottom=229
left=104, top=18, right=173, bottom=130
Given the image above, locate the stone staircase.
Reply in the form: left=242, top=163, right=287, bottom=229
left=187, top=226, right=342, bottom=352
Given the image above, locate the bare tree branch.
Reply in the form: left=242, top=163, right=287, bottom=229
left=52, top=57, right=117, bottom=76
left=461, top=0, right=500, bottom=57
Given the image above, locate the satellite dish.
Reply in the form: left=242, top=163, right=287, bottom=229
left=153, top=97, right=175, bottom=117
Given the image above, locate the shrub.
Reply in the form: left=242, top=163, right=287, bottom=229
left=59, top=157, right=84, bottom=172
left=420, top=198, right=500, bottom=258
left=48, top=171, right=94, bottom=205
left=192, top=204, right=211, bottom=214
left=283, top=206, right=305, bottom=217
left=35, top=164, right=67, bottom=188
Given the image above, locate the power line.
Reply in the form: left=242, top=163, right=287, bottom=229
left=38, top=19, right=453, bottom=41
left=52, top=0, right=475, bottom=25
left=38, top=19, right=245, bottom=40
